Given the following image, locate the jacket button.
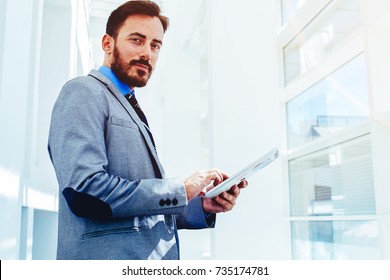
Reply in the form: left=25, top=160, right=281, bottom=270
left=172, top=198, right=178, bottom=205
left=159, top=199, right=165, bottom=206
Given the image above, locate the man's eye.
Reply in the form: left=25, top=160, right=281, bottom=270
left=130, top=38, right=142, bottom=43
left=152, top=44, right=161, bottom=51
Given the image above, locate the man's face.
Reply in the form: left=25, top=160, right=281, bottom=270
left=108, top=15, right=164, bottom=88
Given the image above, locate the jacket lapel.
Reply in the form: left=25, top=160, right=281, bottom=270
left=88, top=69, right=166, bottom=178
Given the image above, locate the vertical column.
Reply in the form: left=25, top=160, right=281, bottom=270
left=0, top=0, right=37, bottom=259
left=27, top=0, right=73, bottom=207
left=0, top=0, right=6, bottom=93
left=27, top=0, right=73, bottom=259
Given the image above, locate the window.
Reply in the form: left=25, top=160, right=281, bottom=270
left=289, top=135, right=375, bottom=217
left=286, top=54, right=369, bottom=149
left=278, top=0, right=383, bottom=259
left=283, top=0, right=361, bottom=84
left=291, top=220, right=379, bottom=259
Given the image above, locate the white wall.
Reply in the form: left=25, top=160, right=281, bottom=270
left=362, top=0, right=390, bottom=258
left=208, top=0, right=289, bottom=259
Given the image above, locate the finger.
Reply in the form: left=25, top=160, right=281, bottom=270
left=216, top=191, right=236, bottom=210
left=204, top=181, right=215, bottom=192
left=238, top=179, right=248, bottom=189
left=219, top=169, right=229, bottom=180
left=215, top=169, right=228, bottom=184
left=223, top=188, right=239, bottom=202
left=209, top=169, right=228, bottom=185
left=228, top=185, right=240, bottom=198
left=215, top=195, right=234, bottom=212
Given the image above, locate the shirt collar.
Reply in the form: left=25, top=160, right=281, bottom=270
left=98, top=66, right=134, bottom=96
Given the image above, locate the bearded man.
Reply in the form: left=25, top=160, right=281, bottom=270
left=48, top=0, right=246, bottom=260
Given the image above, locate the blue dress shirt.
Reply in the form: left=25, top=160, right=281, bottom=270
left=98, top=66, right=134, bottom=96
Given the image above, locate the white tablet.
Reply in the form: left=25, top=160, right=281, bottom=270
left=204, top=148, right=279, bottom=198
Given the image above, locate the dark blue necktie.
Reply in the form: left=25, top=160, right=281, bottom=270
left=124, top=93, right=156, bottom=148
left=124, top=93, right=162, bottom=178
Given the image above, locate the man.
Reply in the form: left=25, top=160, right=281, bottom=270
left=48, top=0, right=247, bottom=260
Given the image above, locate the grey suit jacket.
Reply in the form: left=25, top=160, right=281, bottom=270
left=48, top=70, right=214, bottom=260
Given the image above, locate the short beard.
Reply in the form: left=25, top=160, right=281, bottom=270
left=111, top=45, right=153, bottom=88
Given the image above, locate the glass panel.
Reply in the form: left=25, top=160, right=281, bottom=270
left=291, top=220, right=380, bottom=259
left=284, top=0, right=361, bottom=84
left=286, top=54, right=369, bottom=149
left=281, top=0, right=308, bottom=25
left=289, top=135, right=376, bottom=217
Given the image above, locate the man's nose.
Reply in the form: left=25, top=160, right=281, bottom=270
left=139, top=45, right=152, bottom=61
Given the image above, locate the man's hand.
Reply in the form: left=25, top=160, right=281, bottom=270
left=202, top=180, right=248, bottom=213
left=184, top=169, right=228, bottom=201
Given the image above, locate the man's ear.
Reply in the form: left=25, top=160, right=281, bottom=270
left=102, top=34, right=114, bottom=54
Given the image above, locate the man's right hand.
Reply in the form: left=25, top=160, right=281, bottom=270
left=184, top=169, right=228, bottom=201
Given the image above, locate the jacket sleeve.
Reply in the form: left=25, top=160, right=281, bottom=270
left=48, top=77, right=188, bottom=219
left=176, top=196, right=216, bottom=229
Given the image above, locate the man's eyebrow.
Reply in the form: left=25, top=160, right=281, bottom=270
left=152, top=39, right=163, bottom=46
left=129, top=32, right=147, bottom=38
left=129, top=32, right=163, bottom=45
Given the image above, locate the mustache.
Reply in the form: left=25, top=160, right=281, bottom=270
left=129, top=58, right=152, bottom=72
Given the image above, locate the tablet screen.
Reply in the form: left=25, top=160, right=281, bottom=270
left=204, top=148, right=279, bottom=198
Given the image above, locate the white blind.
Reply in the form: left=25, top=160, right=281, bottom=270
left=289, top=135, right=375, bottom=216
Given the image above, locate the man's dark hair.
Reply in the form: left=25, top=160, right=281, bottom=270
left=106, top=0, right=169, bottom=38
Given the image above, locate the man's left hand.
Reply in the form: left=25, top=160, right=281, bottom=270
left=202, top=180, right=248, bottom=213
